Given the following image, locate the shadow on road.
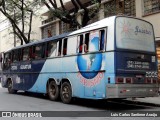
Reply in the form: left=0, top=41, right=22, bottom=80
left=9, top=91, right=158, bottom=111
left=72, top=98, right=155, bottom=111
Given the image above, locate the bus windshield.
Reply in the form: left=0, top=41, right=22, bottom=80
left=116, top=17, right=155, bottom=52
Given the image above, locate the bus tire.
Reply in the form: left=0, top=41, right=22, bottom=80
left=48, top=81, right=59, bottom=101
left=60, top=82, right=72, bottom=104
left=7, top=80, right=17, bottom=94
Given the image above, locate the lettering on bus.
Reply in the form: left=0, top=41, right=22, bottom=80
left=11, top=66, right=18, bottom=70
left=20, top=64, right=31, bottom=70
left=135, top=26, right=151, bottom=35
left=127, top=61, right=149, bottom=69
left=145, top=71, right=157, bottom=78
left=77, top=72, right=104, bottom=87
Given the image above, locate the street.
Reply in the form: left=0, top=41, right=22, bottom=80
left=0, top=0, right=160, bottom=120
left=0, top=83, right=160, bottom=120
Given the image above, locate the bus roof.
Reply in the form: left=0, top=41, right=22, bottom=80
left=6, top=15, right=142, bottom=52
left=10, top=32, right=71, bottom=51
left=69, top=16, right=116, bottom=36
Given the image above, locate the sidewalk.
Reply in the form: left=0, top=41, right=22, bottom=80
left=131, top=96, right=160, bottom=105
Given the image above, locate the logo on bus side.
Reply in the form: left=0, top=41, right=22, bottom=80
left=135, top=26, right=151, bottom=36
left=77, top=32, right=104, bottom=87
left=77, top=72, right=104, bottom=87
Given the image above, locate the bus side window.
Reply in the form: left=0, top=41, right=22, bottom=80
left=77, top=35, right=83, bottom=53
left=46, top=41, right=57, bottom=57
left=63, top=38, right=68, bottom=55
left=58, top=40, right=62, bottom=56
left=29, top=47, right=33, bottom=59
left=12, top=50, right=19, bottom=62
left=33, top=44, right=45, bottom=59
left=19, top=49, right=23, bottom=61
left=11, top=51, right=14, bottom=62
left=84, top=33, right=89, bottom=53
left=99, top=30, right=105, bottom=51
left=4, top=52, right=11, bottom=69
left=22, top=47, right=30, bottom=61
left=67, top=36, right=77, bottom=55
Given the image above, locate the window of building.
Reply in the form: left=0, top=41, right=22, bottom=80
left=87, top=7, right=99, bottom=25
left=124, top=0, right=136, bottom=16
left=46, top=41, right=57, bottom=57
left=104, top=0, right=135, bottom=17
left=59, top=21, right=70, bottom=34
left=42, top=23, right=56, bottom=39
left=42, top=17, right=56, bottom=25
left=143, top=0, right=160, bottom=15
left=59, top=21, right=77, bottom=34
left=104, top=0, right=117, bottom=17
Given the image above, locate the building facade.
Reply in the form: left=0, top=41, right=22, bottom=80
left=0, top=0, right=160, bottom=50
left=40, top=0, right=160, bottom=39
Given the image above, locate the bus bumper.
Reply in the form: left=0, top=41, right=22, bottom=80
left=106, top=84, right=159, bottom=98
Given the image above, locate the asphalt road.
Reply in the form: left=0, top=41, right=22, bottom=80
left=0, top=86, right=160, bottom=120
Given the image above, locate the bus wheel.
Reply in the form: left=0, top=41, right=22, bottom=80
left=48, top=81, right=59, bottom=101
left=7, top=80, right=17, bottom=94
left=60, top=82, right=72, bottom=104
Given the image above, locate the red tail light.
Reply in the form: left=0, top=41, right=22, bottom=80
left=126, top=78, right=132, bottom=83
left=146, top=78, right=151, bottom=83
left=145, top=78, right=157, bottom=84
left=116, top=77, right=124, bottom=83
left=152, top=78, right=157, bottom=84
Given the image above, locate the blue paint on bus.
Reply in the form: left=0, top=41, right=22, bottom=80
left=1, top=16, right=158, bottom=103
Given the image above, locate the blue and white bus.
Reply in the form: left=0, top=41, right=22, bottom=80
left=1, top=16, right=159, bottom=103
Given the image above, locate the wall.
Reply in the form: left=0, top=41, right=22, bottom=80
left=136, top=0, right=160, bottom=38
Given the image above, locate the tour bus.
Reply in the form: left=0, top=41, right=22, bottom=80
left=0, top=16, right=159, bottom=103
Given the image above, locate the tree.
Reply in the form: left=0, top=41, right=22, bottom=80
left=42, top=0, right=102, bottom=29
left=0, top=0, right=39, bottom=45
